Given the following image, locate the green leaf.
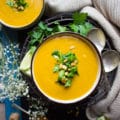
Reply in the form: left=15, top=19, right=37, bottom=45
left=65, top=79, right=72, bottom=87
left=53, top=64, right=59, bottom=72
left=97, top=116, right=108, bottom=120
left=58, top=70, right=65, bottom=81
left=32, top=31, right=42, bottom=39
left=53, top=21, right=59, bottom=25
left=65, top=62, right=71, bottom=68
left=53, top=24, right=67, bottom=33
left=52, top=50, right=79, bottom=87
left=6, top=0, right=14, bottom=7
left=29, top=39, right=38, bottom=46
left=79, top=22, right=93, bottom=36
left=79, top=25, right=87, bottom=36
left=38, top=22, right=47, bottom=30
left=30, top=46, right=36, bottom=55
left=67, top=72, right=74, bottom=78
left=29, top=22, right=53, bottom=47
left=85, top=22, right=93, bottom=29
left=20, top=0, right=26, bottom=4
left=65, top=52, right=76, bottom=62
left=72, top=12, right=88, bottom=25
left=52, top=50, right=61, bottom=59
left=84, top=22, right=93, bottom=33
left=57, top=25, right=67, bottom=32
left=70, top=66, right=78, bottom=75
left=17, top=0, right=27, bottom=6
left=68, top=23, right=79, bottom=33
left=46, top=27, right=53, bottom=32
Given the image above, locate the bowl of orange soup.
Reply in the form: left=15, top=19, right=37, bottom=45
left=0, top=0, right=44, bottom=29
left=32, top=32, right=103, bottom=104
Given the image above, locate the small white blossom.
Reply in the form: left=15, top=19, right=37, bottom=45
left=0, top=43, right=29, bottom=101
left=0, top=42, right=48, bottom=117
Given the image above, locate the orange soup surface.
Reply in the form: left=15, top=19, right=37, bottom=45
left=0, top=0, right=43, bottom=27
left=32, top=36, right=100, bottom=101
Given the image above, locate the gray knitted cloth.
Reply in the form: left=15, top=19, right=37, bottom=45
left=45, top=0, right=120, bottom=120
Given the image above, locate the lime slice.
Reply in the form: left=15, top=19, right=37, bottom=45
left=20, top=50, right=32, bottom=71
left=20, top=48, right=35, bottom=77
left=22, top=69, right=31, bottom=77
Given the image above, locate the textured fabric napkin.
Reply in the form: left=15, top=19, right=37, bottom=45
left=45, top=0, right=120, bottom=120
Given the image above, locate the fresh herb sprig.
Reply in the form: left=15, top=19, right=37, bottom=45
left=28, top=12, right=93, bottom=53
left=28, top=22, right=53, bottom=46
left=6, top=0, right=28, bottom=11
left=69, top=12, right=93, bottom=36
left=97, top=116, right=109, bottom=120
left=52, top=50, right=79, bottom=87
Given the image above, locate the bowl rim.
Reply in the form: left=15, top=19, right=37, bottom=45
left=31, top=32, right=103, bottom=104
left=0, top=0, right=45, bottom=29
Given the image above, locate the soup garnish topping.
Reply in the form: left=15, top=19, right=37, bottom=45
left=52, top=50, right=79, bottom=87
left=6, top=0, right=28, bottom=11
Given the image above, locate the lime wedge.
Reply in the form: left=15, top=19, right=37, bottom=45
left=20, top=47, right=36, bottom=77
left=22, top=69, right=31, bottom=77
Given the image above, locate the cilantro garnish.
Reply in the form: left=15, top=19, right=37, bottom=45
left=52, top=50, right=79, bottom=88
left=72, top=12, right=88, bottom=25
left=97, top=116, right=109, bottom=120
left=6, top=0, right=28, bottom=11
left=28, top=12, right=93, bottom=54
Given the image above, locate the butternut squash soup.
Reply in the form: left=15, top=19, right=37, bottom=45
left=0, top=0, right=44, bottom=28
left=32, top=33, right=101, bottom=103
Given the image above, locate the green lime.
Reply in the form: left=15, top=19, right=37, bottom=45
left=20, top=49, right=32, bottom=77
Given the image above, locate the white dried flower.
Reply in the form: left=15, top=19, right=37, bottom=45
left=0, top=41, right=48, bottom=117
left=0, top=43, right=29, bottom=101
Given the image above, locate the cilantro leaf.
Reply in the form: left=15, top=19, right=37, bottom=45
left=72, top=12, right=88, bottom=25
left=52, top=50, right=79, bottom=88
left=52, top=50, right=61, bottom=59
left=58, top=70, right=65, bottom=81
left=17, top=0, right=27, bottom=6
left=97, top=116, right=109, bottom=120
left=65, top=79, right=72, bottom=87
left=7, top=0, right=28, bottom=11
left=67, top=72, right=74, bottom=78
left=30, top=46, right=36, bottom=55
left=79, top=22, right=93, bottom=36
left=70, top=66, right=79, bottom=75
left=6, top=0, right=14, bottom=7
left=53, top=24, right=67, bottom=33
left=53, top=64, right=59, bottom=72
left=57, top=25, right=67, bottom=32
left=65, top=52, right=76, bottom=62
left=38, top=22, right=47, bottom=30
left=32, top=31, right=42, bottom=39
left=69, top=23, right=79, bottom=33
left=84, top=22, right=93, bottom=33
left=28, top=21, right=53, bottom=48
left=79, top=25, right=87, bottom=36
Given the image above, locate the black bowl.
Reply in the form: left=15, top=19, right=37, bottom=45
left=31, top=32, right=104, bottom=104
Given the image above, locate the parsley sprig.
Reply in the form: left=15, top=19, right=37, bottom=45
left=52, top=50, right=79, bottom=87
left=28, top=12, right=93, bottom=53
